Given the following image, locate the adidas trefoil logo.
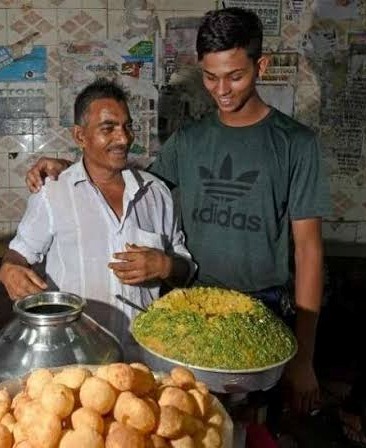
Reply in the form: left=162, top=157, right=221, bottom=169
left=199, top=154, right=259, bottom=203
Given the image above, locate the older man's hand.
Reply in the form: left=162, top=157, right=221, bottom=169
left=0, top=262, right=48, bottom=300
left=108, top=244, right=172, bottom=285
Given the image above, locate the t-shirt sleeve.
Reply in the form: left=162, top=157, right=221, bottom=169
left=154, top=181, right=196, bottom=282
left=9, top=189, right=54, bottom=264
left=289, top=133, right=332, bottom=220
left=148, top=129, right=183, bottom=188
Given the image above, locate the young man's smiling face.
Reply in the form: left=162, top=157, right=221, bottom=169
left=73, top=97, right=134, bottom=175
left=201, top=47, right=268, bottom=121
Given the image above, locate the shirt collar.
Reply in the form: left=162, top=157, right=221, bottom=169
left=70, top=159, right=89, bottom=185
left=71, top=158, right=148, bottom=200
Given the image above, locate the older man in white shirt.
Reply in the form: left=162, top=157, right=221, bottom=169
left=0, top=79, right=195, bottom=356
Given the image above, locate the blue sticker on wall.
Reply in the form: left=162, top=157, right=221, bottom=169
left=0, top=46, right=47, bottom=82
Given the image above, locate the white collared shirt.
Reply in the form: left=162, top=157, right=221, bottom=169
left=10, top=160, right=195, bottom=348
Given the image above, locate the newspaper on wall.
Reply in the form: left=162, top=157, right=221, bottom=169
left=163, top=17, right=201, bottom=84
left=222, top=0, right=282, bottom=35
left=283, top=0, right=306, bottom=23
left=312, top=0, right=360, bottom=21
left=257, top=84, right=295, bottom=116
left=259, top=52, right=298, bottom=84
left=160, top=18, right=215, bottom=141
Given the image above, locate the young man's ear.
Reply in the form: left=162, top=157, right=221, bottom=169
left=257, top=55, right=270, bottom=79
left=73, top=125, right=85, bottom=150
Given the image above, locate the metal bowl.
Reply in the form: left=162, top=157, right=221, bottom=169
left=137, top=340, right=297, bottom=394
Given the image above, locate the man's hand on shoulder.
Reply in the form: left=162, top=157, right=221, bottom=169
left=0, top=262, right=48, bottom=300
left=26, top=157, right=72, bottom=193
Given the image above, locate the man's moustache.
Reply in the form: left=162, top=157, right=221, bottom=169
left=107, top=145, right=129, bottom=152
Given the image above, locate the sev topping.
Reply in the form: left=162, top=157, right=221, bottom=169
left=132, top=287, right=297, bottom=370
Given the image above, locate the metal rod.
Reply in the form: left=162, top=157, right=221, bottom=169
left=115, top=294, right=147, bottom=313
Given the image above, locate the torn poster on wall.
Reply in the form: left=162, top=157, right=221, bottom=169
left=0, top=33, right=46, bottom=82
left=159, top=17, right=215, bottom=141
left=259, top=52, right=298, bottom=83
left=312, top=0, right=360, bottom=20
left=163, top=17, right=200, bottom=83
left=283, top=0, right=306, bottom=23
left=222, top=0, right=282, bottom=35
left=57, top=38, right=158, bottom=162
left=257, top=84, right=294, bottom=116
left=0, top=46, right=47, bottom=82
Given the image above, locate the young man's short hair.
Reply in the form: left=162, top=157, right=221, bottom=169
left=196, top=8, right=263, bottom=61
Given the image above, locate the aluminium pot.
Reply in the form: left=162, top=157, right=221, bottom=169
left=0, top=292, right=124, bottom=381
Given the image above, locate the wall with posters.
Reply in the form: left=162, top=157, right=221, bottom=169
left=0, top=0, right=365, bottom=254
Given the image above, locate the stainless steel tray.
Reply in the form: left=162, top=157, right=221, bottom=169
left=137, top=341, right=297, bottom=394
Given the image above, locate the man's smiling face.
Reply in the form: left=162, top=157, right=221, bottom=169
left=201, top=47, right=267, bottom=120
left=74, top=97, right=134, bottom=174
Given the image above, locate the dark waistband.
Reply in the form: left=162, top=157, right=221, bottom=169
left=250, top=284, right=288, bottom=301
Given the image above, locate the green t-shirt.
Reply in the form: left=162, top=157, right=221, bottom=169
left=150, top=108, right=330, bottom=293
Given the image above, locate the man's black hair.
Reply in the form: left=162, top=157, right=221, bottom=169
left=74, top=78, right=127, bottom=125
left=196, top=8, right=263, bottom=61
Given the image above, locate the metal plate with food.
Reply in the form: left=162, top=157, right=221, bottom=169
left=0, top=363, right=233, bottom=447
left=132, top=287, right=297, bottom=394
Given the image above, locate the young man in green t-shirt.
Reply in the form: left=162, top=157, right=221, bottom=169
left=150, top=8, right=329, bottom=417
left=25, top=8, right=329, bottom=416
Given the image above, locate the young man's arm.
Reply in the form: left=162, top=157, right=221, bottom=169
left=26, top=125, right=183, bottom=193
left=26, top=122, right=185, bottom=193
left=26, top=157, right=72, bottom=193
left=0, top=249, right=47, bottom=300
left=285, top=217, right=323, bottom=414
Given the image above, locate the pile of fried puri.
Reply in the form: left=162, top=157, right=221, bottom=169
left=0, top=363, right=226, bottom=448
